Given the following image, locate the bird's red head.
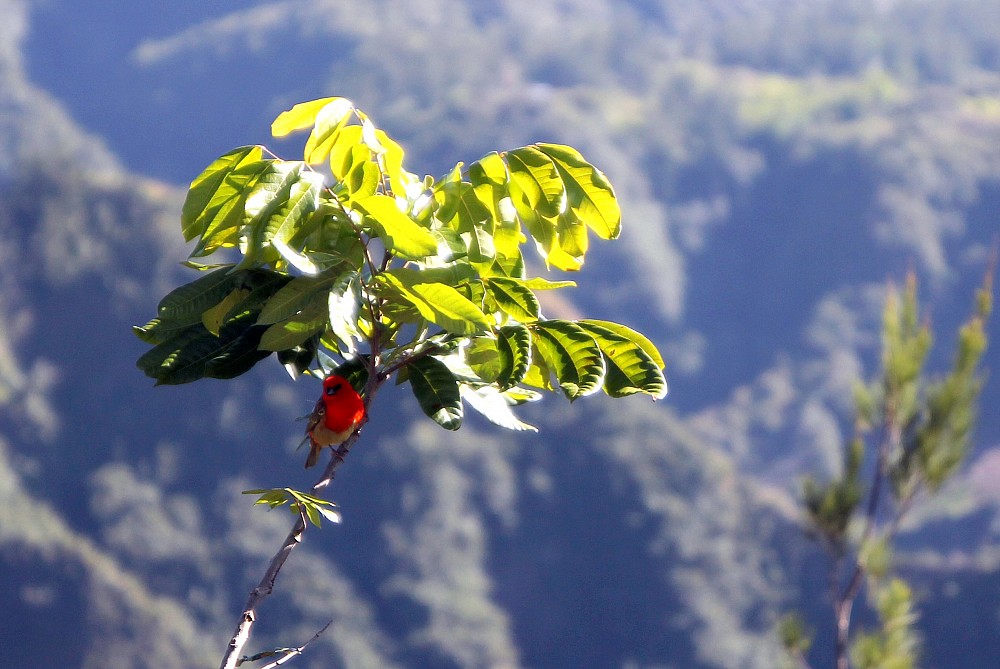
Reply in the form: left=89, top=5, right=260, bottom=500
left=320, top=374, right=366, bottom=432
left=323, top=374, right=350, bottom=395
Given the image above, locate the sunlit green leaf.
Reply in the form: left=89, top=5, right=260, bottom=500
left=334, top=144, right=380, bottom=203
left=409, top=356, right=463, bottom=430
left=189, top=159, right=277, bottom=258
left=521, top=343, right=555, bottom=392
left=355, top=194, right=438, bottom=260
left=242, top=487, right=342, bottom=526
left=555, top=210, right=588, bottom=266
left=431, top=163, right=466, bottom=223
left=381, top=269, right=491, bottom=335
left=485, top=277, right=540, bottom=322
left=460, top=384, right=537, bottom=432
left=237, top=161, right=311, bottom=269
left=375, top=129, right=416, bottom=199
left=532, top=320, right=605, bottom=399
left=271, top=169, right=325, bottom=241
left=496, top=323, right=531, bottom=389
left=243, top=488, right=290, bottom=508
left=300, top=98, right=354, bottom=164
left=271, top=97, right=343, bottom=137
left=506, top=146, right=564, bottom=218
left=577, top=321, right=667, bottom=398
left=181, top=145, right=264, bottom=243
left=466, top=336, right=501, bottom=382
left=469, top=152, right=508, bottom=230
left=579, top=319, right=665, bottom=369
left=510, top=277, right=576, bottom=291
left=327, top=270, right=363, bottom=355
left=536, top=143, right=621, bottom=240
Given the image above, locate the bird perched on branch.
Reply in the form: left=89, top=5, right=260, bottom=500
left=304, top=374, right=366, bottom=468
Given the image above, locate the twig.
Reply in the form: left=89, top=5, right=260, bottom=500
left=219, top=387, right=378, bottom=669
left=235, top=619, right=333, bottom=668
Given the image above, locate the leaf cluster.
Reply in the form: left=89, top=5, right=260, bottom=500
left=135, top=97, right=666, bottom=432
left=850, top=578, right=920, bottom=669
left=243, top=488, right=342, bottom=528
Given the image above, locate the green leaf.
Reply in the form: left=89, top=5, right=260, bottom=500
left=271, top=170, right=325, bottom=244
left=289, top=489, right=343, bottom=526
left=506, top=147, right=564, bottom=218
left=133, top=317, right=198, bottom=346
left=301, top=98, right=355, bottom=164
left=189, top=159, right=277, bottom=258
left=204, top=312, right=272, bottom=380
left=485, top=277, right=540, bottom=322
left=242, top=487, right=342, bottom=526
left=468, top=152, right=508, bottom=248
left=258, top=296, right=328, bottom=351
left=257, top=275, right=337, bottom=325
left=555, top=210, right=588, bottom=267
left=243, top=488, right=291, bottom=508
left=155, top=267, right=237, bottom=327
left=388, top=264, right=478, bottom=287
left=355, top=194, right=438, bottom=260
left=513, top=277, right=576, bottom=291
left=536, top=143, right=621, bottom=240
left=201, top=288, right=251, bottom=336
left=236, top=161, right=312, bottom=269
left=137, top=311, right=269, bottom=385
left=577, top=321, right=667, bottom=398
left=578, top=319, right=665, bottom=369
left=408, top=356, right=463, bottom=430
left=181, top=145, right=264, bottom=242
left=380, top=270, right=491, bottom=336
left=271, top=97, right=345, bottom=137
left=327, top=270, right=364, bottom=355
left=216, top=269, right=294, bottom=326
left=137, top=269, right=292, bottom=384
left=521, top=342, right=556, bottom=392
left=466, top=336, right=502, bottom=383
left=375, top=129, right=416, bottom=199
left=277, top=337, right=318, bottom=380
left=532, top=320, right=605, bottom=400
left=136, top=325, right=215, bottom=384
left=460, top=384, right=537, bottom=432
left=431, top=163, right=466, bottom=223
left=334, top=144, right=380, bottom=203
left=496, top=324, right=531, bottom=389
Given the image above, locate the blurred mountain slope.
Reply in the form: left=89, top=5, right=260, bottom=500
left=2, top=0, right=1000, bottom=667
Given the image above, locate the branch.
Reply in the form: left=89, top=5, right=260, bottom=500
left=219, top=386, right=378, bottom=669
left=832, top=406, right=902, bottom=669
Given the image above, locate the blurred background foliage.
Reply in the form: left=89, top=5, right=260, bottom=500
left=1, top=0, right=999, bottom=667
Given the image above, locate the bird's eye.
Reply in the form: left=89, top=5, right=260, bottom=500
left=326, top=383, right=342, bottom=395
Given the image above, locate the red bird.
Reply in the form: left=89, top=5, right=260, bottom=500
left=304, top=374, right=366, bottom=468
